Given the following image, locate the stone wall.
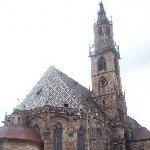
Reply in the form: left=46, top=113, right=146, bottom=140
left=25, top=106, right=112, bottom=150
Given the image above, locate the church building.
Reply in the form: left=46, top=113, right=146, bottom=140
left=0, top=2, right=150, bottom=150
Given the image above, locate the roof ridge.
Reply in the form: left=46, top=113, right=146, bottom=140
left=51, top=66, right=89, bottom=92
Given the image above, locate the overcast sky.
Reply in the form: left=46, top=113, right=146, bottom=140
left=0, top=0, right=150, bottom=129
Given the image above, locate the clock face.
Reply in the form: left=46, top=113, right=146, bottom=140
left=100, top=76, right=107, bottom=87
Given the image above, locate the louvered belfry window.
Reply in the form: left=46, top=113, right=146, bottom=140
left=53, top=123, right=62, bottom=150
left=77, top=126, right=85, bottom=150
left=98, top=57, right=106, bottom=71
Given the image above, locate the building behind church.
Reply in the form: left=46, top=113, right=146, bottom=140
left=0, top=2, right=150, bottom=150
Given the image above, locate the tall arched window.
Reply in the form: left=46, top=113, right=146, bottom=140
left=33, top=124, right=40, bottom=134
left=77, top=126, right=85, bottom=150
left=106, top=26, right=110, bottom=36
left=96, top=128, right=101, bottom=140
left=98, top=57, right=106, bottom=71
left=53, top=123, right=62, bottom=150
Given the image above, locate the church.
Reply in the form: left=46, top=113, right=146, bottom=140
left=0, top=2, right=150, bottom=150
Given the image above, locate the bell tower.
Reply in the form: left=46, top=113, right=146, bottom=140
left=89, top=2, right=127, bottom=120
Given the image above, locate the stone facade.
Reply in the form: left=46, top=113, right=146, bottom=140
left=11, top=106, right=111, bottom=150
left=0, top=1, right=150, bottom=150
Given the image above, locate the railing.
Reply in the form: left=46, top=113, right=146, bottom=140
left=89, top=42, right=120, bottom=57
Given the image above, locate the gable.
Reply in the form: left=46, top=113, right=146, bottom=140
left=21, top=66, right=93, bottom=111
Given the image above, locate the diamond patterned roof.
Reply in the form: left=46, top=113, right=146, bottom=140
left=21, top=66, right=97, bottom=112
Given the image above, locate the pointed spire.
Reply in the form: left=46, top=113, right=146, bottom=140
left=96, top=1, right=110, bottom=25
left=98, top=1, right=106, bottom=16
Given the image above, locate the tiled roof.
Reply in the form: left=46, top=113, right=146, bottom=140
left=20, top=66, right=103, bottom=116
left=0, top=124, right=43, bottom=143
left=128, top=117, right=150, bottom=141
left=131, top=127, right=150, bottom=141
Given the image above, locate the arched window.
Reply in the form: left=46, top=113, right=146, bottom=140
left=77, top=126, right=85, bottom=150
left=106, top=26, right=110, bottom=36
left=98, top=57, right=106, bottom=71
left=33, top=124, right=40, bottom=134
left=96, top=128, right=101, bottom=140
left=53, top=123, right=62, bottom=150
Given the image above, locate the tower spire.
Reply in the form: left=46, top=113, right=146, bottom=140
left=98, top=1, right=106, bottom=16
left=90, top=2, right=126, bottom=122
left=96, top=1, right=109, bottom=24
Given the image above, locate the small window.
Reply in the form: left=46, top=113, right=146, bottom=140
left=18, top=117, right=21, bottom=124
left=37, top=88, right=43, bottom=96
left=64, top=103, right=69, bottom=108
